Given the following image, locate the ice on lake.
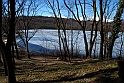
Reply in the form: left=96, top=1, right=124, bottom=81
left=17, top=29, right=124, bottom=58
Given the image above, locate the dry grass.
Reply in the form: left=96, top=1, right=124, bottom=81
left=0, top=57, right=119, bottom=83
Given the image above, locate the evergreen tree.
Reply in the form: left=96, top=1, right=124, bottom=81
left=107, top=0, right=124, bottom=58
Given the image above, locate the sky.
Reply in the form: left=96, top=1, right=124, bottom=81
left=36, top=0, right=119, bottom=22
left=10, top=0, right=120, bottom=22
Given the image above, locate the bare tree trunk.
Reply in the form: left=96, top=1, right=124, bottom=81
left=58, top=31, right=63, bottom=60
left=0, top=0, right=8, bottom=76
left=47, top=0, right=71, bottom=61
left=88, top=0, right=98, bottom=58
left=99, top=0, right=104, bottom=59
left=83, top=29, right=89, bottom=58
left=0, top=54, right=2, bottom=63
left=26, top=35, right=30, bottom=58
left=8, top=0, right=16, bottom=82
left=11, top=43, right=15, bottom=69
left=0, top=43, right=8, bottom=76
left=104, top=29, right=107, bottom=58
left=13, top=32, right=19, bottom=59
left=64, top=0, right=89, bottom=58
left=16, top=0, right=39, bottom=59
left=119, top=33, right=124, bottom=57
left=4, top=45, right=16, bottom=83
left=107, top=38, right=115, bottom=58
left=103, top=19, right=108, bottom=58
left=1, top=0, right=16, bottom=82
left=118, top=61, right=124, bottom=83
left=57, top=0, right=70, bottom=61
left=14, top=40, right=19, bottom=59
left=0, top=0, right=16, bottom=82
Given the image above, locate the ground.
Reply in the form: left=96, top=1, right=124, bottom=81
left=0, top=53, right=119, bottom=83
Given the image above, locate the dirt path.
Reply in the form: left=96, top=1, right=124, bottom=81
left=18, top=50, right=83, bottom=65
left=30, top=56, right=67, bottom=65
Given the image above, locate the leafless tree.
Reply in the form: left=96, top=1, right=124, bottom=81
left=99, top=0, right=104, bottom=59
left=0, top=0, right=16, bottom=82
left=16, top=0, right=40, bottom=58
left=64, top=0, right=100, bottom=58
left=46, top=0, right=71, bottom=61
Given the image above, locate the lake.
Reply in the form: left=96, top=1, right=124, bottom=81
left=17, top=29, right=124, bottom=58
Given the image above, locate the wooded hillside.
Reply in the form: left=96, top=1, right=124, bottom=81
left=15, top=16, right=115, bottom=31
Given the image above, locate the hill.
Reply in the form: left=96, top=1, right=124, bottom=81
left=15, top=16, right=123, bottom=31
left=15, top=16, right=81, bottom=30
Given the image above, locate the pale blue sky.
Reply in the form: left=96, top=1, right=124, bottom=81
left=37, top=0, right=119, bottom=21
left=12, top=0, right=120, bottom=21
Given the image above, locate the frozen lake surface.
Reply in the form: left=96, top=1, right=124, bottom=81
left=17, top=29, right=124, bottom=58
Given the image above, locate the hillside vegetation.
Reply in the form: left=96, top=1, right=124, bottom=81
left=15, top=16, right=114, bottom=31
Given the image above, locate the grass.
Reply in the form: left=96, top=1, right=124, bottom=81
left=0, top=58, right=119, bottom=83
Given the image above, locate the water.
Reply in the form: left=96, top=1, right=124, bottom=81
left=17, top=29, right=124, bottom=58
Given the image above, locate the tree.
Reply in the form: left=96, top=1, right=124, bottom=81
left=99, top=0, right=104, bottom=59
left=0, top=0, right=16, bottom=82
left=88, top=0, right=99, bottom=58
left=0, top=12, right=8, bottom=76
left=0, top=0, right=2, bottom=64
left=46, top=0, right=71, bottom=61
left=64, top=0, right=100, bottom=58
left=16, top=0, right=39, bottom=58
left=107, top=0, right=124, bottom=58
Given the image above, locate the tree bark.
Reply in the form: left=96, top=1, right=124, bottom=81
left=26, top=40, right=30, bottom=58
left=0, top=43, right=8, bottom=76
left=4, top=45, right=16, bottom=83
left=6, top=0, right=16, bottom=82
left=118, top=60, right=124, bottom=83
left=107, top=38, right=115, bottom=58
left=0, top=0, right=16, bottom=82
left=99, top=0, right=104, bottom=59
left=14, top=40, right=19, bottom=59
left=88, top=0, right=98, bottom=58
left=0, top=0, right=8, bottom=76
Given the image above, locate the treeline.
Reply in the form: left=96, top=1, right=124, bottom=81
left=15, top=16, right=113, bottom=31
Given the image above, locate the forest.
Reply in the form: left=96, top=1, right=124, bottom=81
left=0, top=0, right=124, bottom=83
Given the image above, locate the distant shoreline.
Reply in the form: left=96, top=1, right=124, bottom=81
left=14, top=16, right=124, bottom=31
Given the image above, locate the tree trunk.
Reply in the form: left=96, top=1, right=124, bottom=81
left=58, top=29, right=63, bottom=60
left=13, top=30, right=19, bottom=59
left=99, top=0, right=104, bottom=59
left=6, top=0, right=16, bottom=82
left=83, top=30, right=89, bottom=58
left=107, top=0, right=124, bottom=59
left=4, top=45, right=16, bottom=83
left=64, top=0, right=89, bottom=59
left=88, top=0, right=98, bottom=58
left=107, top=38, right=115, bottom=58
left=26, top=44, right=31, bottom=59
left=0, top=1, right=16, bottom=82
left=14, top=41, right=19, bottom=59
left=118, top=60, right=124, bottom=83
left=103, top=24, right=107, bottom=58
left=0, top=44, right=8, bottom=76
left=0, top=55, right=2, bottom=63
left=0, top=0, right=8, bottom=76
left=26, top=41, right=30, bottom=58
